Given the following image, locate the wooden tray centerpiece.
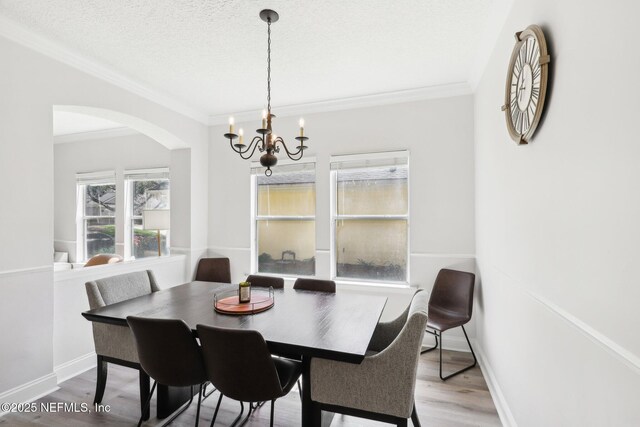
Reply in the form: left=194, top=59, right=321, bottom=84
left=214, top=287, right=275, bottom=315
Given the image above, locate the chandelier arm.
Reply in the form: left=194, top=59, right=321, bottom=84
left=237, top=136, right=265, bottom=160
left=224, top=10, right=308, bottom=175
left=277, top=137, right=304, bottom=160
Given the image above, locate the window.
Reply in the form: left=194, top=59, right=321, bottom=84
left=125, top=169, right=170, bottom=259
left=77, top=172, right=117, bottom=261
left=252, top=163, right=316, bottom=276
left=331, top=152, right=409, bottom=284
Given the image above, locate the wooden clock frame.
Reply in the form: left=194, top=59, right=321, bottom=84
left=501, top=25, right=550, bottom=145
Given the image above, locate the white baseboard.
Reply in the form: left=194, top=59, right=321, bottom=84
left=474, top=342, right=517, bottom=427
left=54, top=352, right=96, bottom=384
left=0, top=373, right=59, bottom=417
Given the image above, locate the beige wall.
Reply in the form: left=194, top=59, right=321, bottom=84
left=256, top=178, right=409, bottom=266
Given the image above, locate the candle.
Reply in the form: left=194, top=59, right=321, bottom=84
left=228, top=117, right=235, bottom=134
left=238, top=128, right=244, bottom=145
left=262, top=110, right=267, bottom=129
left=299, top=118, right=305, bottom=137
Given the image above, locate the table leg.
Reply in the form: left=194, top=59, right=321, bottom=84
left=139, top=370, right=150, bottom=421
left=156, top=384, right=193, bottom=419
left=301, top=356, right=321, bottom=427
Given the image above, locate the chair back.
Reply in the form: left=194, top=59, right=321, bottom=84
left=85, top=270, right=159, bottom=309
left=195, top=257, right=231, bottom=283
left=127, top=317, right=207, bottom=387
left=429, top=269, right=475, bottom=321
left=246, top=274, right=284, bottom=289
left=293, top=278, right=336, bottom=293
left=196, top=325, right=283, bottom=402
left=381, top=290, right=428, bottom=413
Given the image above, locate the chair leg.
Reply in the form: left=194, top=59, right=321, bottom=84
left=297, top=379, right=303, bottom=401
left=194, top=383, right=203, bottom=427
left=237, top=401, right=253, bottom=427
left=411, top=401, right=421, bottom=427
left=439, top=325, right=478, bottom=380
left=137, top=380, right=157, bottom=427
left=270, top=400, right=275, bottom=427
left=420, top=330, right=439, bottom=354
left=139, top=370, right=151, bottom=421
left=93, top=355, right=107, bottom=405
left=210, top=393, right=223, bottom=427
left=229, top=401, right=244, bottom=427
left=397, top=418, right=408, bottom=427
left=250, top=401, right=265, bottom=410
left=202, top=381, right=216, bottom=400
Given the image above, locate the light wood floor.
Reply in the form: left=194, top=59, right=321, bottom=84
left=0, top=349, right=500, bottom=426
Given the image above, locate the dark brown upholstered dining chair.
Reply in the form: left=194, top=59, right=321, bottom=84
left=127, top=317, right=208, bottom=427
left=194, top=257, right=231, bottom=283
left=245, top=274, right=284, bottom=289
left=421, top=268, right=477, bottom=380
left=196, top=325, right=302, bottom=427
left=293, top=277, right=336, bottom=293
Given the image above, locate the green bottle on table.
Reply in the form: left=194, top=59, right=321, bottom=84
left=239, top=281, right=251, bottom=303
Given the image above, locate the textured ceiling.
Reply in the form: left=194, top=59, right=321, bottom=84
left=1, top=0, right=494, bottom=116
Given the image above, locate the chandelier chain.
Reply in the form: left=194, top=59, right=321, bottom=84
left=267, top=18, right=272, bottom=115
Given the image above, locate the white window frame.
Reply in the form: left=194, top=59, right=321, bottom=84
left=124, top=168, right=170, bottom=259
left=329, top=151, right=410, bottom=287
left=76, top=171, right=117, bottom=262
left=250, top=160, right=317, bottom=278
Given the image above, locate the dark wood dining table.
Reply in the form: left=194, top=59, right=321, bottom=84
left=82, top=281, right=387, bottom=427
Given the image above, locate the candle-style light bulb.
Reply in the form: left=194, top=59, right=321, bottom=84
left=238, top=128, right=244, bottom=145
left=299, top=118, right=305, bottom=137
left=261, top=110, right=267, bottom=129
left=228, top=117, right=235, bottom=134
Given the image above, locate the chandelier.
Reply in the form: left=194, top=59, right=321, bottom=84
left=224, top=9, right=309, bottom=177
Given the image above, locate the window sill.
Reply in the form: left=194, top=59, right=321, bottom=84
left=54, top=254, right=186, bottom=283
left=334, top=279, right=412, bottom=290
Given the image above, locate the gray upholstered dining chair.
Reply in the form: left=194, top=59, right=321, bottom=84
left=85, top=270, right=160, bottom=420
left=310, top=290, right=428, bottom=427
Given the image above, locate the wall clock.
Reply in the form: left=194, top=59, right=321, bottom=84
left=501, top=25, right=550, bottom=145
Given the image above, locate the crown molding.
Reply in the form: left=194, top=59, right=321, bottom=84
left=467, top=0, right=516, bottom=90
left=0, top=15, right=209, bottom=124
left=53, top=127, right=139, bottom=144
left=208, top=82, right=473, bottom=126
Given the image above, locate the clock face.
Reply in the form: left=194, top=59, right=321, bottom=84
left=503, top=25, right=549, bottom=145
left=509, top=36, right=541, bottom=135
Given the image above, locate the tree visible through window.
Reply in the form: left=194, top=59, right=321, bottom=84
left=81, top=181, right=116, bottom=260
left=126, top=170, right=170, bottom=259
